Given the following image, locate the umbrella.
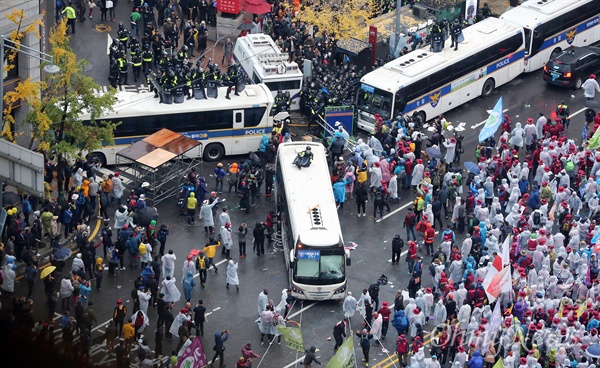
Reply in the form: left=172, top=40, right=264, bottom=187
left=136, top=206, right=159, bottom=228
left=587, top=344, right=600, bottom=359
left=273, top=111, right=290, bottom=121
left=54, top=247, right=71, bottom=261
left=2, top=191, right=20, bottom=207
left=585, top=100, right=600, bottom=109
left=40, top=265, right=56, bottom=279
left=464, top=161, right=481, bottom=175
left=244, top=0, right=272, bottom=14
left=237, top=22, right=254, bottom=31
left=426, top=147, right=442, bottom=159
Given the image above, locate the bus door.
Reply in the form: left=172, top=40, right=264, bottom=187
left=232, top=109, right=245, bottom=152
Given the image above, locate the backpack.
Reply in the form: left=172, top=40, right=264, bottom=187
left=368, top=284, right=380, bottom=299
left=392, top=310, right=409, bottom=334
left=533, top=212, right=541, bottom=225
left=157, top=229, right=167, bottom=242
left=196, top=256, right=206, bottom=270
left=429, top=263, right=437, bottom=277
left=139, top=243, right=147, bottom=255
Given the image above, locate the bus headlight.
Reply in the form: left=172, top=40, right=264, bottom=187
left=291, top=285, right=305, bottom=294
left=333, top=284, right=347, bottom=294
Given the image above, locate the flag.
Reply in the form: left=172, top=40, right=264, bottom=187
left=278, top=326, right=305, bottom=352
left=577, top=302, right=587, bottom=318
left=589, top=124, right=600, bottom=149
left=493, top=357, right=505, bottom=368
left=482, top=301, right=503, bottom=354
left=482, top=266, right=512, bottom=303
left=479, top=97, right=503, bottom=142
left=325, top=336, right=355, bottom=368
left=557, top=300, right=564, bottom=318
left=583, top=123, right=588, bottom=140
left=321, top=87, right=331, bottom=95
left=176, top=336, right=208, bottom=368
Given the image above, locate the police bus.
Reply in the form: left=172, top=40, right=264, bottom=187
left=276, top=142, right=350, bottom=300
left=500, top=0, right=600, bottom=73
left=355, top=17, right=526, bottom=132
left=83, top=84, right=274, bottom=166
left=233, top=33, right=303, bottom=110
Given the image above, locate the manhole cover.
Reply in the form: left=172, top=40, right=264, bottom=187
left=83, top=63, right=93, bottom=72
left=94, top=24, right=112, bottom=32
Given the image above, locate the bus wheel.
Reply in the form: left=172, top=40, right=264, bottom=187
left=550, top=48, right=562, bottom=59
left=88, top=152, right=107, bottom=167
left=415, top=111, right=426, bottom=126
left=203, top=143, right=225, bottom=162
left=482, top=79, right=495, bottom=97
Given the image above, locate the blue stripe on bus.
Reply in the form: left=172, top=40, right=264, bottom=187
left=112, top=127, right=273, bottom=146
left=402, top=49, right=526, bottom=113
left=538, top=15, right=599, bottom=52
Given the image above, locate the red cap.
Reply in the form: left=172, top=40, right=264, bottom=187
left=117, top=299, right=122, bottom=304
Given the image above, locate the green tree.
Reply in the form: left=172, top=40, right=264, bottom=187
left=3, top=17, right=118, bottom=194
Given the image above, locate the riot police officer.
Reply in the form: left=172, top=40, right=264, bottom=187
left=118, top=55, right=129, bottom=86
left=142, top=43, right=154, bottom=74
left=224, top=64, right=240, bottom=100
left=191, top=62, right=208, bottom=100
left=429, top=19, right=443, bottom=52
left=118, top=22, right=130, bottom=49
left=129, top=37, right=142, bottom=59
left=108, top=58, right=119, bottom=88
left=450, top=19, right=462, bottom=51
left=109, top=38, right=121, bottom=61
left=132, top=51, right=143, bottom=82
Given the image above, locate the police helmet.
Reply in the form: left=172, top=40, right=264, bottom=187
left=198, top=67, right=204, bottom=73
left=168, top=69, right=175, bottom=77
left=119, top=22, right=124, bottom=28
left=183, top=45, right=188, bottom=51
left=305, top=146, right=312, bottom=151
left=285, top=91, right=290, bottom=98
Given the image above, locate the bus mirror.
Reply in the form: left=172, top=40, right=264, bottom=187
left=346, top=257, right=351, bottom=267
left=533, top=30, right=540, bottom=39
left=289, top=250, right=295, bottom=267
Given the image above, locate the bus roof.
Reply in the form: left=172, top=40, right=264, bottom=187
left=276, top=142, right=343, bottom=247
left=234, top=34, right=303, bottom=81
left=500, top=0, right=588, bottom=28
left=360, top=17, right=523, bottom=92
left=81, top=84, right=274, bottom=120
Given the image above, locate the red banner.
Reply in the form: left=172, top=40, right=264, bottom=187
left=176, top=337, right=208, bottom=368
left=218, top=0, right=244, bottom=14
left=369, top=26, right=377, bottom=65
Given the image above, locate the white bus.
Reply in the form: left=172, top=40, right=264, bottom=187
left=82, top=84, right=274, bottom=166
left=233, top=33, right=303, bottom=110
left=355, top=17, right=526, bottom=132
left=276, top=142, right=350, bottom=300
left=500, top=0, right=600, bottom=72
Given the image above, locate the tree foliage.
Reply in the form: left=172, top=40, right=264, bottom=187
left=295, top=0, right=380, bottom=40
left=2, top=13, right=118, bottom=161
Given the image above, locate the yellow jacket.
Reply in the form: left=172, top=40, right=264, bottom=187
left=186, top=192, right=198, bottom=209
left=122, top=323, right=135, bottom=340
left=203, top=241, right=220, bottom=258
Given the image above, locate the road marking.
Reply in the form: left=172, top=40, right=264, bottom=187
left=283, top=355, right=322, bottom=368
left=106, top=33, right=111, bottom=55
left=192, top=258, right=228, bottom=279
left=287, top=301, right=318, bottom=319
left=380, top=200, right=413, bottom=222
left=375, top=332, right=435, bottom=368
left=570, top=106, right=586, bottom=118
left=471, top=108, right=509, bottom=129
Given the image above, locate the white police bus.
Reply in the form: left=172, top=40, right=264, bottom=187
left=83, top=84, right=274, bottom=165
left=276, top=142, right=350, bottom=300
left=233, top=33, right=303, bottom=110
left=355, top=17, right=526, bottom=132
left=500, top=0, right=600, bottom=72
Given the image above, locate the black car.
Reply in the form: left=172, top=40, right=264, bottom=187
left=543, top=46, right=600, bottom=89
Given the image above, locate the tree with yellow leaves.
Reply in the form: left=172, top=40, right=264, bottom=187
left=2, top=11, right=117, bottom=194
left=295, top=0, right=380, bottom=40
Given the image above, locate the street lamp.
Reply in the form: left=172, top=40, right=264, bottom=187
left=0, top=34, right=60, bottom=127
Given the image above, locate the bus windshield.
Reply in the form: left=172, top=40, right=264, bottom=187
left=356, top=83, right=393, bottom=120
left=523, top=28, right=532, bottom=55
left=295, top=248, right=345, bottom=285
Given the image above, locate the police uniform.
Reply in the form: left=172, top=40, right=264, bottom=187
left=142, top=44, right=154, bottom=74
left=118, top=56, right=129, bottom=86
left=132, top=52, right=143, bottom=82
left=118, top=23, right=131, bottom=49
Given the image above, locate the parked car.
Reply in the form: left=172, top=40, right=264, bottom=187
left=543, top=46, right=600, bottom=89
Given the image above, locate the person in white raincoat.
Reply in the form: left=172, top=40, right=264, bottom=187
left=199, top=198, right=223, bottom=233
left=443, top=138, right=456, bottom=166
left=220, top=223, right=233, bottom=258
left=342, top=292, right=357, bottom=319
left=132, top=309, right=150, bottom=333
left=169, top=308, right=191, bottom=337
left=226, top=259, right=239, bottom=291
left=582, top=74, right=600, bottom=99
left=508, top=122, right=525, bottom=150
left=114, top=206, right=129, bottom=233
left=370, top=312, right=383, bottom=342
left=272, top=307, right=286, bottom=344
left=160, top=275, right=181, bottom=303
left=257, top=289, right=269, bottom=316
left=409, top=308, right=425, bottom=338
left=457, top=303, right=471, bottom=330
left=411, top=159, right=425, bottom=187
left=357, top=289, right=372, bottom=319
left=161, top=250, right=177, bottom=279
left=182, top=255, right=196, bottom=280
left=137, top=287, right=151, bottom=315
left=433, top=299, right=447, bottom=326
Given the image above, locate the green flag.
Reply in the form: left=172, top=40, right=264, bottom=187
left=278, top=326, right=304, bottom=352
left=493, top=357, right=504, bottom=368
left=325, top=336, right=355, bottom=368
left=588, top=124, right=600, bottom=149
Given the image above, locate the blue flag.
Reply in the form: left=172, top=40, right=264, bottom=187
left=321, top=87, right=330, bottom=95
left=478, top=97, right=503, bottom=143
left=583, top=123, right=588, bottom=140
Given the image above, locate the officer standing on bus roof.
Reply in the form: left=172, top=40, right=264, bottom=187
left=450, top=19, right=462, bottom=51
left=225, top=64, right=240, bottom=100
left=429, top=19, right=443, bottom=53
